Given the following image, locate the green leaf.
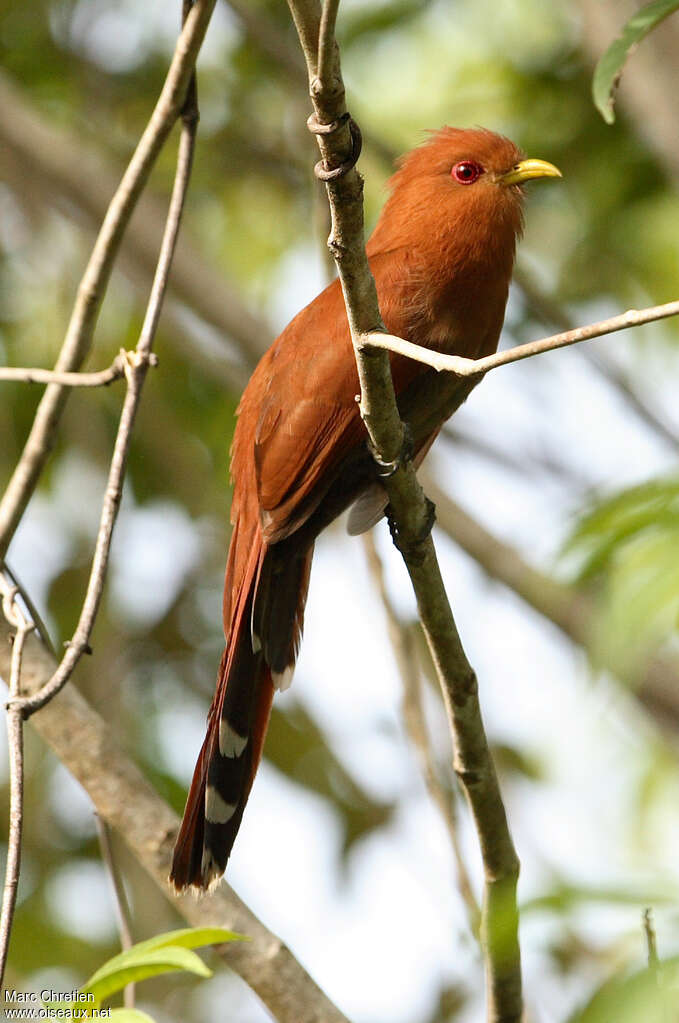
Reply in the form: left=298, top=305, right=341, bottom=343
left=568, top=956, right=679, bottom=1022
left=42, top=928, right=245, bottom=1012
left=78, top=928, right=245, bottom=1008
left=109, top=1011, right=157, bottom=1023
left=562, top=476, right=679, bottom=673
left=110, top=926, right=247, bottom=958
left=81, top=947, right=212, bottom=1008
left=593, top=0, right=679, bottom=123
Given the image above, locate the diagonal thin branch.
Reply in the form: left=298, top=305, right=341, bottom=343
left=287, top=1, right=522, bottom=1019
left=7, top=19, right=201, bottom=722
left=359, top=299, right=679, bottom=378
left=515, top=267, right=679, bottom=450
left=0, top=0, right=215, bottom=565
left=0, top=351, right=156, bottom=389
left=0, top=5, right=208, bottom=989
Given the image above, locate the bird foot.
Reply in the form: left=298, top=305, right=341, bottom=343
left=386, top=496, right=436, bottom=565
left=370, top=424, right=414, bottom=480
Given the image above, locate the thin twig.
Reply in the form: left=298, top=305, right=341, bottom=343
left=317, top=0, right=341, bottom=86
left=95, top=814, right=135, bottom=1008
left=362, top=533, right=481, bottom=937
left=0, top=2, right=203, bottom=988
left=0, top=351, right=157, bottom=389
left=643, top=907, right=659, bottom=971
left=7, top=20, right=200, bottom=721
left=1, top=564, right=57, bottom=659
left=515, top=267, right=679, bottom=450
left=359, top=299, right=679, bottom=378
left=0, top=582, right=34, bottom=988
left=0, top=0, right=215, bottom=564
left=288, top=1, right=522, bottom=1019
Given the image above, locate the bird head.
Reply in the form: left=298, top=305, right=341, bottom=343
left=367, top=126, right=561, bottom=260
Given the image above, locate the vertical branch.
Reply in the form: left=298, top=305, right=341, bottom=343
left=287, top=2, right=523, bottom=1019
left=0, top=581, right=34, bottom=988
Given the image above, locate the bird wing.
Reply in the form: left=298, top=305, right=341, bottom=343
left=232, top=275, right=364, bottom=544
left=234, top=251, right=437, bottom=545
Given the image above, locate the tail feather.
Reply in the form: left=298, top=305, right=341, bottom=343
left=170, top=529, right=310, bottom=891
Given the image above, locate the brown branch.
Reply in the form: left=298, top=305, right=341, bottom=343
left=0, top=9, right=205, bottom=986
left=0, top=579, right=34, bottom=988
left=287, top=2, right=522, bottom=1019
left=360, top=299, right=679, bottom=377
left=0, top=620, right=352, bottom=1023
left=4, top=8, right=202, bottom=720
left=10, top=101, right=197, bottom=720
left=362, top=534, right=481, bottom=937
left=0, top=0, right=215, bottom=564
left=0, top=351, right=156, bottom=389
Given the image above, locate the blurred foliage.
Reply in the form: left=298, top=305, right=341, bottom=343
left=565, top=476, right=679, bottom=675
left=568, top=955, right=679, bottom=1023
left=51, top=927, right=244, bottom=1017
left=1, top=0, right=679, bottom=1021
left=592, top=0, right=679, bottom=124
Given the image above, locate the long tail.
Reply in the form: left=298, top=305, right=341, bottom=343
left=170, top=524, right=312, bottom=891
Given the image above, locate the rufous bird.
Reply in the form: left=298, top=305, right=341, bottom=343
left=170, top=126, right=560, bottom=890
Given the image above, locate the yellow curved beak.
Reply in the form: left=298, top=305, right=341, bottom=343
left=498, top=158, right=562, bottom=186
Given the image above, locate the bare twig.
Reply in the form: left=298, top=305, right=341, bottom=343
left=6, top=15, right=201, bottom=722
left=0, top=0, right=215, bottom=564
left=362, top=534, right=481, bottom=937
left=0, top=620, right=353, bottom=1023
left=515, top=267, right=679, bottom=450
left=643, top=907, right=659, bottom=971
left=287, top=1, right=522, bottom=1019
left=0, top=351, right=157, bottom=389
left=95, top=814, right=135, bottom=1008
left=0, top=580, right=34, bottom=988
left=359, top=299, right=679, bottom=378
left=317, top=0, right=341, bottom=86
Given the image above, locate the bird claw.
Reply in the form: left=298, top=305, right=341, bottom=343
left=371, top=424, right=414, bottom=479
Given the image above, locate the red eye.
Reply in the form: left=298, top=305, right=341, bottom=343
left=451, top=160, right=483, bottom=185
